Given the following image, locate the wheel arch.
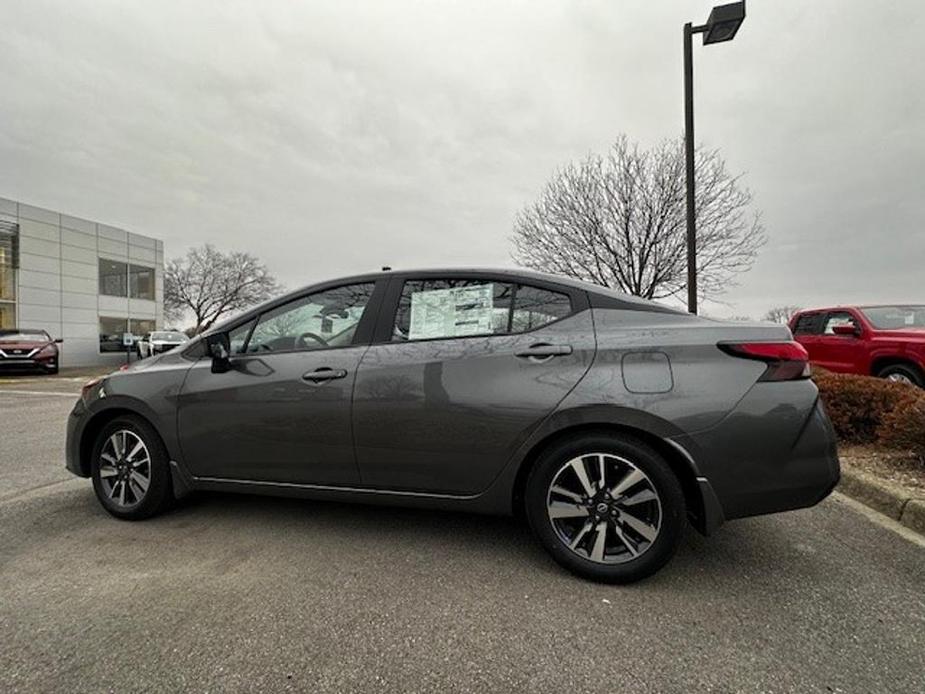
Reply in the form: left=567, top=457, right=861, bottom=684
left=77, top=404, right=167, bottom=477
left=870, top=355, right=924, bottom=378
left=510, top=419, right=717, bottom=535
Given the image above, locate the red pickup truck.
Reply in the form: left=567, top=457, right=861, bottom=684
left=789, top=305, right=925, bottom=387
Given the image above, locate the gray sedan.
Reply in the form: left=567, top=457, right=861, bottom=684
left=65, top=268, right=839, bottom=583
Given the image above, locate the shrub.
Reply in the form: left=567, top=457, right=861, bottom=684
left=878, top=391, right=925, bottom=460
left=812, top=369, right=925, bottom=461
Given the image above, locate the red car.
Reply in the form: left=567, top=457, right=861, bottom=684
left=0, top=328, right=62, bottom=374
left=789, top=305, right=925, bottom=387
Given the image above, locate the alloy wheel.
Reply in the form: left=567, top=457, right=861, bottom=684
left=886, top=373, right=913, bottom=385
left=98, top=429, right=151, bottom=508
left=546, top=452, right=662, bottom=564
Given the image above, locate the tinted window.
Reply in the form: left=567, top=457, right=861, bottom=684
left=99, top=316, right=128, bottom=352
left=860, top=305, right=925, bottom=330
left=229, top=320, right=255, bottom=354
left=823, top=312, right=858, bottom=335
left=0, top=330, right=50, bottom=342
left=511, top=285, right=572, bottom=331
left=99, top=259, right=128, bottom=297
left=391, top=280, right=572, bottom=342
left=129, top=264, right=155, bottom=300
left=131, top=319, right=156, bottom=340
left=245, top=283, right=375, bottom=353
left=392, top=280, right=515, bottom=342
left=792, top=313, right=822, bottom=335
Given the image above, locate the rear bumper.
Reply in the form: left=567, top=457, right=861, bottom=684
left=675, top=383, right=840, bottom=522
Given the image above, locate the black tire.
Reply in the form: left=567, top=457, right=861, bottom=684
left=877, top=363, right=924, bottom=388
left=90, top=415, right=173, bottom=520
left=47, top=360, right=58, bottom=375
left=525, top=433, right=685, bottom=584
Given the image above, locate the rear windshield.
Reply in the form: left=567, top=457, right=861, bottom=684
left=151, top=332, right=188, bottom=341
left=0, top=330, right=50, bottom=342
left=860, top=306, right=925, bottom=330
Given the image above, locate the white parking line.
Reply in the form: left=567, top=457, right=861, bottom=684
left=0, top=389, right=79, bottom=398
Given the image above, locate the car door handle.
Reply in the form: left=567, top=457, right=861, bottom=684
left=302, top=367, right=348, bottom=383
left=514, top=343, right=573, bottom=360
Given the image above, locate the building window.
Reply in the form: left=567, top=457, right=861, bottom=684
left=99, top=259, right=128, bottom=297
left=0, top=222, right=17, bottom=304
left=129, top=264, right=155, bottom=300
left=99, top=316, right=129, bottom=352
left=0, top=303, right=14, bottom=330
left=131, top=318, right=156, bottom=339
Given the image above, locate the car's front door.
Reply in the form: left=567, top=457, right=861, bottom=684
left=816, top=310, right=863, bottom=373
left=177, top=281, right=380, bottom=485
left=352, top=276, right=595, bottom=495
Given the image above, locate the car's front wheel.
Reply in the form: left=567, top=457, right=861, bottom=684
left=91, top=415, right=172, bottom=520
left=525, top=433, right=685, bottom=583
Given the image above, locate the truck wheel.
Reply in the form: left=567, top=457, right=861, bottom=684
left=877, top=363, right=924, bottom=388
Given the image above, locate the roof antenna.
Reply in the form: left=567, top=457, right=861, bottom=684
left=381, top=266, right=392, bottom=271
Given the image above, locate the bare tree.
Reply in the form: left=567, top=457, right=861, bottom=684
left=164, top=244, right=282, bottom=333
left=763, top=305, right=802, bottom=324
left=511, top=136, right=766, bottom=303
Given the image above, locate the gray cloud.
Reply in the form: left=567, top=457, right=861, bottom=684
left=1, top=0, right=922, bottom=319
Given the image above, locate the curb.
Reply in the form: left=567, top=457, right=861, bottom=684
left=838, top=466, right=925, bottom=536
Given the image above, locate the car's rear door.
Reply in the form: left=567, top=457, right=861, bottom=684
left=791, top=312, right=824, bottom=364
left=176, top=280, right=383, bottom=485
left=351, top=273, right=595, bottom=495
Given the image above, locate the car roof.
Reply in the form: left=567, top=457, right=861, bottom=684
left=797, top=304, right=925, bottom=314
left=293, top=266, right=677, bottom=309
left=205, top=267, right=682, bottom=336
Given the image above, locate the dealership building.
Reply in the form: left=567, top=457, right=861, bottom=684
left=0, top=196, right=165, bottom=367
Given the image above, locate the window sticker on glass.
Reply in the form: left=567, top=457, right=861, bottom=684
left=409, top=284, right=495, bottom=340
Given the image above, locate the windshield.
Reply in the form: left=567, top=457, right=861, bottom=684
left=860, top=305, right=925, bottom=330
left=0, top=330, right=50, bottom=342
left=151, top=332, right=188, bottom=342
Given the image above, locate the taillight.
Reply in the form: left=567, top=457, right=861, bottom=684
left=718, top=341, right=811, bottom=381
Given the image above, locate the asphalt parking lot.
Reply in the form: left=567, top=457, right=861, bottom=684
left=1, top=373, right=924, bottom=693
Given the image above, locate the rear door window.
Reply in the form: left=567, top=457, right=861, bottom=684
left=391, top=279, right=573, bottom=342
left=792, top=313, right=822, bottom=335
left=392, top=280, right=515, bottom=342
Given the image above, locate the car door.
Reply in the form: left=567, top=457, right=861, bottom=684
left=176, top=281, right=381, bottom=485
left=352, top=274, right=595, bottom=495
left=791, top=312, right=824, bottom=363
left=816, top=310, right=863, bottom=373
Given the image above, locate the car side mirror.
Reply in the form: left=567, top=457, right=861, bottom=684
left=831, top=324, right=859, bottom=337
left=208, top=334, right=232, bottom=373
left=54, top=338, right=63, bottom=344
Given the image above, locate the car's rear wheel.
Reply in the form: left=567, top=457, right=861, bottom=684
left=525, top=433, right=685, bottom=583
left=877, top=363, right=924, bottom=388
left=91, top=415, right=172, bottom=520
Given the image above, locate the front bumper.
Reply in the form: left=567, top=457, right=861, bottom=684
left=0, top=356, right=57, bottom=370
left=675, top=383, right=840, bottom=522
left=65, top=398, right=90, bottom=477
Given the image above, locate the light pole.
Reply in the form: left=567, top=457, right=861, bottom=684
left=683, top=1, right=746, bottom=314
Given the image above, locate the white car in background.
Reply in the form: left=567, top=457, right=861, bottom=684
left=136, top=330, right=189, bottom=359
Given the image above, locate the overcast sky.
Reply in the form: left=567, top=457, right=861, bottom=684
left=1, top=0, right=922, bottom=319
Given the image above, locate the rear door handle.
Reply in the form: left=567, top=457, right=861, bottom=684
left=514, top=343, right=573, bottom=360
left=302, top=367, right=348, bottom=383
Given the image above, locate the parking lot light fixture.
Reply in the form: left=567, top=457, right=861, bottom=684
left=683, top=1, right=746, bottom=315
left=702, top=2, right=746, bottom=45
